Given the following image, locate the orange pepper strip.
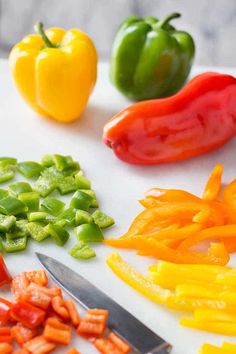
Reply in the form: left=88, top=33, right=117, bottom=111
left=143, top=188, right=201, bottom=205
left=142, top=223, right=203, bottom=241
left=0, top=343, right=13, bottom=354
left=178, top=224, right=236, bottom=251
left=64, top=300, right=80, bottom=327
left=223, top=179, right=236, bottom=212
left=203, top=164, right=224, bottom=201
left=222, top=237, right=236, bottom=253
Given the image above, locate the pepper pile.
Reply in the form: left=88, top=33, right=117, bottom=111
left=0, top=265, right=131, bottom=354
left=0, top=154, right=114, bottom=259
left=105, top=164, right=236, bottom=265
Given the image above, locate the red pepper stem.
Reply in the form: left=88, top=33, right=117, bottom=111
left=34, top=22, right=55, bottom=48
left=157, top=13, right=181, bottom=28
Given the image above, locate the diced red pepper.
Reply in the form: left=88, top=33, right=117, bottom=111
left=13, top=349, right=30, bottom=354
left=11, top=273, right=29, bottom=302
left=0, top=343, right=13, bottom=354
left=23, top=335, right=56, bottom=354
left=64, top=300, right=80, bottom=327
left=11, top=302, right=45, bottom=329
left=77, top=308, right=108, bottom=337
left=0, top=255, right=12, bottom=288
left=24, top=270, right=48, bottom=287
left=22, top=285, right=51, bottom=310
left=0, top=298, right=12, bottom=325
left=0, top=328, right=12, bottom=343
left=95, top=338, right=123, bottom=354
left=11, top=322, right=37, bottom=345
left=51, top=296, right=69, bottom=320
left=43, top=317, right=71, bottom=345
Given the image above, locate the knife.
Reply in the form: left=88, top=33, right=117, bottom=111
left=36, top=253, right=172, bottom=354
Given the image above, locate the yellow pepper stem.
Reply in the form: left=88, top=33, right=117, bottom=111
left=34, top=22, right=56, bottom=48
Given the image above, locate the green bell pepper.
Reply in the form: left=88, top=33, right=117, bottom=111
left=69, top=242, right=96, bottom=260
left=74, top=223, right=104, bottom=243
left=110, top=12, right=195, bottom=101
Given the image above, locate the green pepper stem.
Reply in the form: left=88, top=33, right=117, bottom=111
left=34, top=22, right=55, bottom=48
left=157, top=12, right=181, bottom=28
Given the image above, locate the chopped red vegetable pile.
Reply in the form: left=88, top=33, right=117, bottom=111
left=0, top=265, right=131, bottom=354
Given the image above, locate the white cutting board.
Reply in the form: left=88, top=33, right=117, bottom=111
left=1, top=59, right=236, bottom=354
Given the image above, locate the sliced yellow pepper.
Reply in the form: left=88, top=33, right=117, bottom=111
left=199, top=343, right=235, bottom=354
left=9, top=22, right=97, bottom=123
left=194, top=308, right=236, bottom=323
left=106, top=252, right=172, bottom=304
left=166, top=296, right=230, bottom=313
left=180, top=317, right=236, bottom=335
left=222, top=342, right=236, bottom=351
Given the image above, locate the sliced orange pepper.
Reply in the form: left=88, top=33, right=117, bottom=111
left=222, top=237, right=236, bottom=253
left=108, top=332, right=131, bottom=353
left=143, top=188, right=200, bottom=205
left=51, top=296, right=69, bottom=320
left=0, top=343, right=13, bottom=354
left=223, top=178, right=236, bottom=212
left=142, top=223, right=203, bottom=241
left=64, top=300, right=80, bottom=327
left=203, top=164, right=223, bottom=201
left=43, top=317, right=71, bottom=345
left=178, top=224, right=236, bottom=251
left=23, top=335, right=56, bottom=353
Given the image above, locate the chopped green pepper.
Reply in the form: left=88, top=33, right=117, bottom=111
left=45, top=223, right=70, bottom=246
left=52, top=154, right=74, bottom=171
left=0, top=167, right=14, bottom=184
left=41, top=154, right=54, bottom=167
left=17, top=161, right=43, bottom=178
left=0, top=214, right=16, bottom=232
left=26, top=222, right=48, bottom=242
left=18, top=192, right=39, bottom=212
left=0, top=157, right=17, bottom=165
left=80, top=189, right=98, bottom=208
left=0, top=197, right=28, bottom=215
left=0, top=237, right=3, bottom=251
left=34, top=177, right=57, bottom=197
left=27, top=212, right=47, bottom=222
left=92, top=210, right=115, bottom=228
left=7, top=219, right=29, bottom=239
left=75, top=210, right=93, bottom=225
left=57, top=176, right=77, bottom=195
left=4, top=234, right=28, bottom=252
left=0, top=189, right=9, bottom=201
left=41, top=197, right=65, bottom=216
left=75, top=171, right=91, bottom=189
left=74, top=223, right=104, bottom=242
left=69, top=242, right=96, bottom=259
left=9, top=182, right=32, bottom=196
left=70, top=191, right=93, bottom=211
left=56, top=208, right=76, bottom=227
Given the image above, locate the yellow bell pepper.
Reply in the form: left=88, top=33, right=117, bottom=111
left=106, top=252, right=172, bottom=304
left=9, top=22, right=97, bottom=123
left=222, top=342, right=236, bottom=351
left=166, top=295, right=230, bottom=312
left=199, top=343, right=236, bottom=354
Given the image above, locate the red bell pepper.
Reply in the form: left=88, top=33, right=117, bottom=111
left=0, top=298, right=12, bottom=325
left=0, top=255, right=12, bottom=288
left=103, top=72, right=236, bottom=165
left=10, top=302, right=45, bottom=329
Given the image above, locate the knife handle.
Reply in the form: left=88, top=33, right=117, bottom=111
left=147, top=343, right=172, bottom=354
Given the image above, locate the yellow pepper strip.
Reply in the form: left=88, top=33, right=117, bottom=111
left=176, top=284, right=220, bottom=299
left=9, top=23, right=97, bottom=123
left=166, top=296, right=230, bottom=313
left=198, top=343, right=234, bottom=354
left=148, top=261, right=229, bottom=290
left=216, top=269, right=236, bottom=285
left=222, top=342, right=236, bottom=350
left=178, top=224, right=236, bottom=251
left=106, top=252, right=172, bottom=304
left=180, top=317, right=236, bottom=335
left=203, top=164, right=224, bottom=201
left=222, top=179, right=236, bottom=213
left=194, top=308, right=236, bottom=323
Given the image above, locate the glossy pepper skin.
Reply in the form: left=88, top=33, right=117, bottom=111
left=110, top=13, right=195, bottom=101
left=9, top=23, right=97, bottom=123
left=103, top=72, right=236, bottom=165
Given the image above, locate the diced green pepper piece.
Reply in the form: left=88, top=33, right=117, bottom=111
left=74, top=223, right=104, bottom=243
left=0, top=214, right=16, bottom=232
left=27, top=212, right=47, bottom=222
left=41, top=197, right=65, bottom=216
left=56, top=208, right=76, bottom=227
left=17, top=161, right=43, bottom=178
left=4, top=234, right=28, bottom=252
left=70, top=191, right=93, bottom=211
left=69, top=242, right=96, bottom=259
left=18, top=192, right=39, bottom=212
left=41, top=155, right=54, bottom=167
left=0, top=157, right=17, bottom=165
left=9, top=182, right=32, bottom=196
left=26, top=222, right=48, bottom=242
left=0, top=167, right=14, bottom=184
left=92, top=210, right=115, bottom=229
left=7, top=220, right=29, bottom=239
left=0, top=197, right=28, bottom=215
left=45, top=223, right=69, bottom=246
left=52, top=154, right=74, bottom=171
left=80, top=189, right=98, bottom=208
left=57, top=176, right=77, bottom=195
left=75, top=171, right=91, bottom=189
left=75, top=210, right=93, bottom=226
left=0, top=237, right=3, bottom=251
left=34, top=177, right=57, bottom=197
left=0, top=189, right=9, bottom=200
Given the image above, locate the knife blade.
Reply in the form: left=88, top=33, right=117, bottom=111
left=36, top=253, right=172, bottom=354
